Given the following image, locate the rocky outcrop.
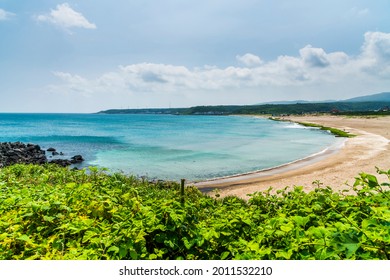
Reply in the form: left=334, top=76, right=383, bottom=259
left=48, top=159, right=72, bottom=167
left=0, top=142, right=84, bottom=168
left=0, top=142, right=47, bottom=167
left=48, top=155, right=84, bottom=167
left=70, top=155, right=84, bottom=163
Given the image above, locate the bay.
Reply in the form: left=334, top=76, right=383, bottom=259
left=0, top=113, right=341, bottom=181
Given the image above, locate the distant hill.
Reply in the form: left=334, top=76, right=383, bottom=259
left=255, top=92, right=390, bottom=105
left=343, top=92, right=390, bottom=102
left=256, top=99, right=338, bottom=105
left=98, top=91, right=390, bottom=116
left=256, top=100, right=311, bottom=105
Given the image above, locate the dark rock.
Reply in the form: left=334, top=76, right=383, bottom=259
left=0, top=142, right=82, bottom=168
left=6, top=150, right=17, bottom=157
left=49, top=159, right=72, bottom=167
left=26, top=145, right=38, bottom=151
left=47, top=147, right=56, bottom=152
left=52, top=151, right=59, bottom=156
left=70, top=155, right=84, bottom=163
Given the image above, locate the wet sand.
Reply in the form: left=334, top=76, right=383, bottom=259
left=195, top=115, right=390, bottom=198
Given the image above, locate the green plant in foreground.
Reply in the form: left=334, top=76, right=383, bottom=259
left=0, top=164, right=389, bottom=260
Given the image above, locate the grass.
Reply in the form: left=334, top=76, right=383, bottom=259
left=268, top=117, right=356, bottom=138
left=296, top=122, right=356, bottom=138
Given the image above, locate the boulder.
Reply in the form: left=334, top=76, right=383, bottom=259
left=49, top=159, right=72, bottom=167
left=70, top=155, right=84, bottom=163
left=0, top=142, right=83, bottom=168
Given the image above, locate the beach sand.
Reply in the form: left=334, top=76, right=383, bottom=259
left=195, top=115, right=390, bottom=199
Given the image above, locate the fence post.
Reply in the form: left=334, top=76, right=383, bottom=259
left=180, top=178, right=185, bottom=204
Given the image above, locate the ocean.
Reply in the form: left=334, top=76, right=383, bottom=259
left=0, top=113, right=342, bottom=181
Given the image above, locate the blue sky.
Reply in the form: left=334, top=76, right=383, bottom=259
left=1, top=1, right=390, bottom=113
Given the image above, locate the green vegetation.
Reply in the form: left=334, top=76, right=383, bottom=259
left=98, top=101, right=390, bottom=116
left=1, top=164, right=389, bottom=260
left=334, top=111, right=390, bottom=116
left=268, top=118, right=355, bottom=138
left=295, top=122, right=356, bottom=138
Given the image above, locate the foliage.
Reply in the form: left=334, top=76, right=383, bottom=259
left=0, top=164, right=389, bottom=260
left=98, top=101, right=390, bottom=116
left=295, top=122, right=356, bottom=138
left=334, top=111, right=390, bottom=116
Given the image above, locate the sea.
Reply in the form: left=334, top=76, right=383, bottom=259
left=0, top=113, right=343, bottom=182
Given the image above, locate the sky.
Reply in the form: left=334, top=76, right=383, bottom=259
left=0, top=0, right=390, bottom=113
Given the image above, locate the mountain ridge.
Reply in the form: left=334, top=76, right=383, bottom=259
left=97, top=91, right=390, bottom=115
left=256, top=92, right=390, bottom=105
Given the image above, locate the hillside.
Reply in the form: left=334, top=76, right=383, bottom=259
left=255, top=92, right=390, bottom=105
left=97, top=92, right=390, bottom=116
left=98, top=101, right=390, bottom=116
left=344, top=92, right=390, bottom=102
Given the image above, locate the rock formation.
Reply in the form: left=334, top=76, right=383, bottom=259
left=0, top=142, right=84, bottom=168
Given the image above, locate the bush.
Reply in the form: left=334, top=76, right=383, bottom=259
left=0, top=164, right=389, bottom=259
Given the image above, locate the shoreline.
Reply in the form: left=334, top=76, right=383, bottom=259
left=194, top=137, right=345, bottom=191
left=195, top=115, right=390, bottom=198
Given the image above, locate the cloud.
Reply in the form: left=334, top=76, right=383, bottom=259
left=299, top=45, right=330, bottom=68
left=361, top=32, right=390, bottom=62
left=357, top=31, right=390, bottom=77
left=49, top=31, right=390, bottom=104
left=236, top=53, right=263, bottom=67
left=347, top=7, right=370, bottom=18
left=52, top=72, right=93, bottom=96
left=35, top=3, right=96, bottom=31
left=0, top=8, right=15, bottom=20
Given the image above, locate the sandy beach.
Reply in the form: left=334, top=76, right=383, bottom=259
left=195, top=115, right=390, bottom=198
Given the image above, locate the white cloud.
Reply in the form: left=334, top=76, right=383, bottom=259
left=49, top=31, right=390, bottom=105
left=361, top=32, right=390, bottom=62
left=347, top=7, right=370, bottom=18
left=0, top=8, right=15, bottom=20
left=356, top=32, right=390, bottom=77
left=52, top=72, right=93, bottom=96
left=36, top=3, right=96, bottom=31
left=300, top=45, right=330, bottom=68
left=236, top=53, right=263, bottom=67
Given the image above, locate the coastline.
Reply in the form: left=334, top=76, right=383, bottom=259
left=195, top=115, right=390, bottom=198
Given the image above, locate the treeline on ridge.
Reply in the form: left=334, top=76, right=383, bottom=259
left=98, top=101, right=390, bottom=116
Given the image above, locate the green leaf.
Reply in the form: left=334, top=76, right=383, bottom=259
left=107, top=246, right=119, bottom=254
left=247, top=241, right=259, bottom=251
left=343, top=243, right=360, bottom=258
left=367, top=175, right=380, bottom=188
left=293, top=216, right=310, bottom=227
left=17, top=235, right=31, bottom=243
left=276, top=250, right=293, bottom=259
left=164, top=240, right=175, bottom=249
left=280, top=224, right=294, bottom=232
left=43, top=215, right=55, bottom=222
left=82, top=230, right=97, bottom=243
left=119, top=246, right=127, bottom=259
left=196, top=238, right=205, bottom=247
left=129, top=250, right=138, bottom=260
left=220, top=251, right=230, bottom=260
left=182, top=237, right=195, bottom=250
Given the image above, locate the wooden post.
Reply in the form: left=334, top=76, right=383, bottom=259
left=180, top=179, right=185, bottom=204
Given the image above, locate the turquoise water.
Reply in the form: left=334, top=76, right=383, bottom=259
left=0, top=113, right=340, bottom=181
